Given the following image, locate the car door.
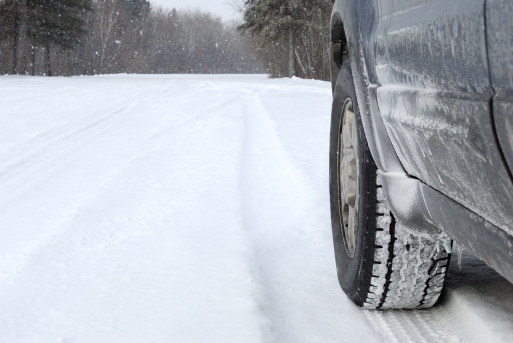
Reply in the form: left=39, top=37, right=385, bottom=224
left=486, top=0, right=513, bottom=183
left=372, top=0, right=513, bottom=233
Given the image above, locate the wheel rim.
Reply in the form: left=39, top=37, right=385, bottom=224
left=339, top=99, right=359, bottom=258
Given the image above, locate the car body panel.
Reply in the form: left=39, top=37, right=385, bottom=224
left=332, top=0, right=406, bottom=174
left=331, top=0, right=513, bottom=283
left=374, top=0, right=513, bottom=236
left=486, top=0, right=513, bottom=177
left=381, top=170, right=513, bottom=284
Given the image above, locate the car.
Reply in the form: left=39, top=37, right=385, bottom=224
left=328, top=0, right=513, bottom=309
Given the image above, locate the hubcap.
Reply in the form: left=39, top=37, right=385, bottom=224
left=339, top=99, right=359, bottom=258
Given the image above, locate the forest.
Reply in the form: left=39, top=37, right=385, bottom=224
left=0, top=0, right=332, bottom=80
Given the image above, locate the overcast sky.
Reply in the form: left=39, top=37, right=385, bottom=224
left=149, top=0, right=241, bottom=21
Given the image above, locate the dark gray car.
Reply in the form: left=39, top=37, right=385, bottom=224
left=329, top=0, right=513, bottom=309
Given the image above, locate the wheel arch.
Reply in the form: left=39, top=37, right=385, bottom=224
left=331, top=0, right=404, bottom=175
left=329, top=10, right=346, bottom=92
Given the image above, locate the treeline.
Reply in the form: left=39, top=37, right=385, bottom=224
left=0, top=0, right=333, bottom=80
left=0, top=0, right=263, bottom=76
left=237, top=0, right=332, bottom=80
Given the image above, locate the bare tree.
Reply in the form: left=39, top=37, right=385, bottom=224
left=0, top=3, right=263, bottom=76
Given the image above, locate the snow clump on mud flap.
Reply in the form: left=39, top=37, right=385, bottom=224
left=363, top=175, right=450, bottom=310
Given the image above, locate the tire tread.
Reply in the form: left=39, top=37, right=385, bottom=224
left=363, top=175, right=450, bottom=310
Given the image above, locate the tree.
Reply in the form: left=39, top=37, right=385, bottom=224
left=0, top=5, right=263, bottom=76
left=238, top=0, right=311, bottom=76
left=121, top=0, right=149, bottom=18
left=26, top=0, right=92, bottom=76
left=0, top=0, right=26, bottom=74
left=238, top=0, right=332, bottom=79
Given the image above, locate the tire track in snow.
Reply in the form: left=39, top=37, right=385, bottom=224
left=0, top=81, right=244, bottom=292
left=0, top=84, right=172, bottom=184
left=0, top=82, right=266, bottom=342
left=0, top=80, right=242, bottom=203
left=364, top=307, right=463, bottom=343
left=240, top=93, right=380, bottom=343
left=0, top=84, right=182, bottom=293
left=363, top=311, right=400, bottom=343
left=240, top=94, right=313, bottom=342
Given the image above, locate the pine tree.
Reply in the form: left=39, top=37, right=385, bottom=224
left=238, top=0, right=332, bottom=79
left=26, top=0, right=92, bottom=76
left=0, top=0, right=25, bottom=74
left=121, top=0, right=149, bottom=18
left=238, top=0, right=308, bottom=76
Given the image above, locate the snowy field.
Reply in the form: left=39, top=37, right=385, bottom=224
left=1, top=74, right=513, bottom=342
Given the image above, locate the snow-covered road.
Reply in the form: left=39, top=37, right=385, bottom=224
left=1, top=75, right=512, bottom=342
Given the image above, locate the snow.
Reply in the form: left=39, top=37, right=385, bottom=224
left=1, top=74, right=512, bottom=342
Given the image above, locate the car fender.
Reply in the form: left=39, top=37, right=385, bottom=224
left=331, top=0, right=404, bottom=175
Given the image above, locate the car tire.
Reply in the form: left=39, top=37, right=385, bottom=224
left=329, top=61, right=451, bottom=309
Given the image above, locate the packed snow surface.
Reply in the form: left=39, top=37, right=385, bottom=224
left=1, top=74, right=512, bottom=342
